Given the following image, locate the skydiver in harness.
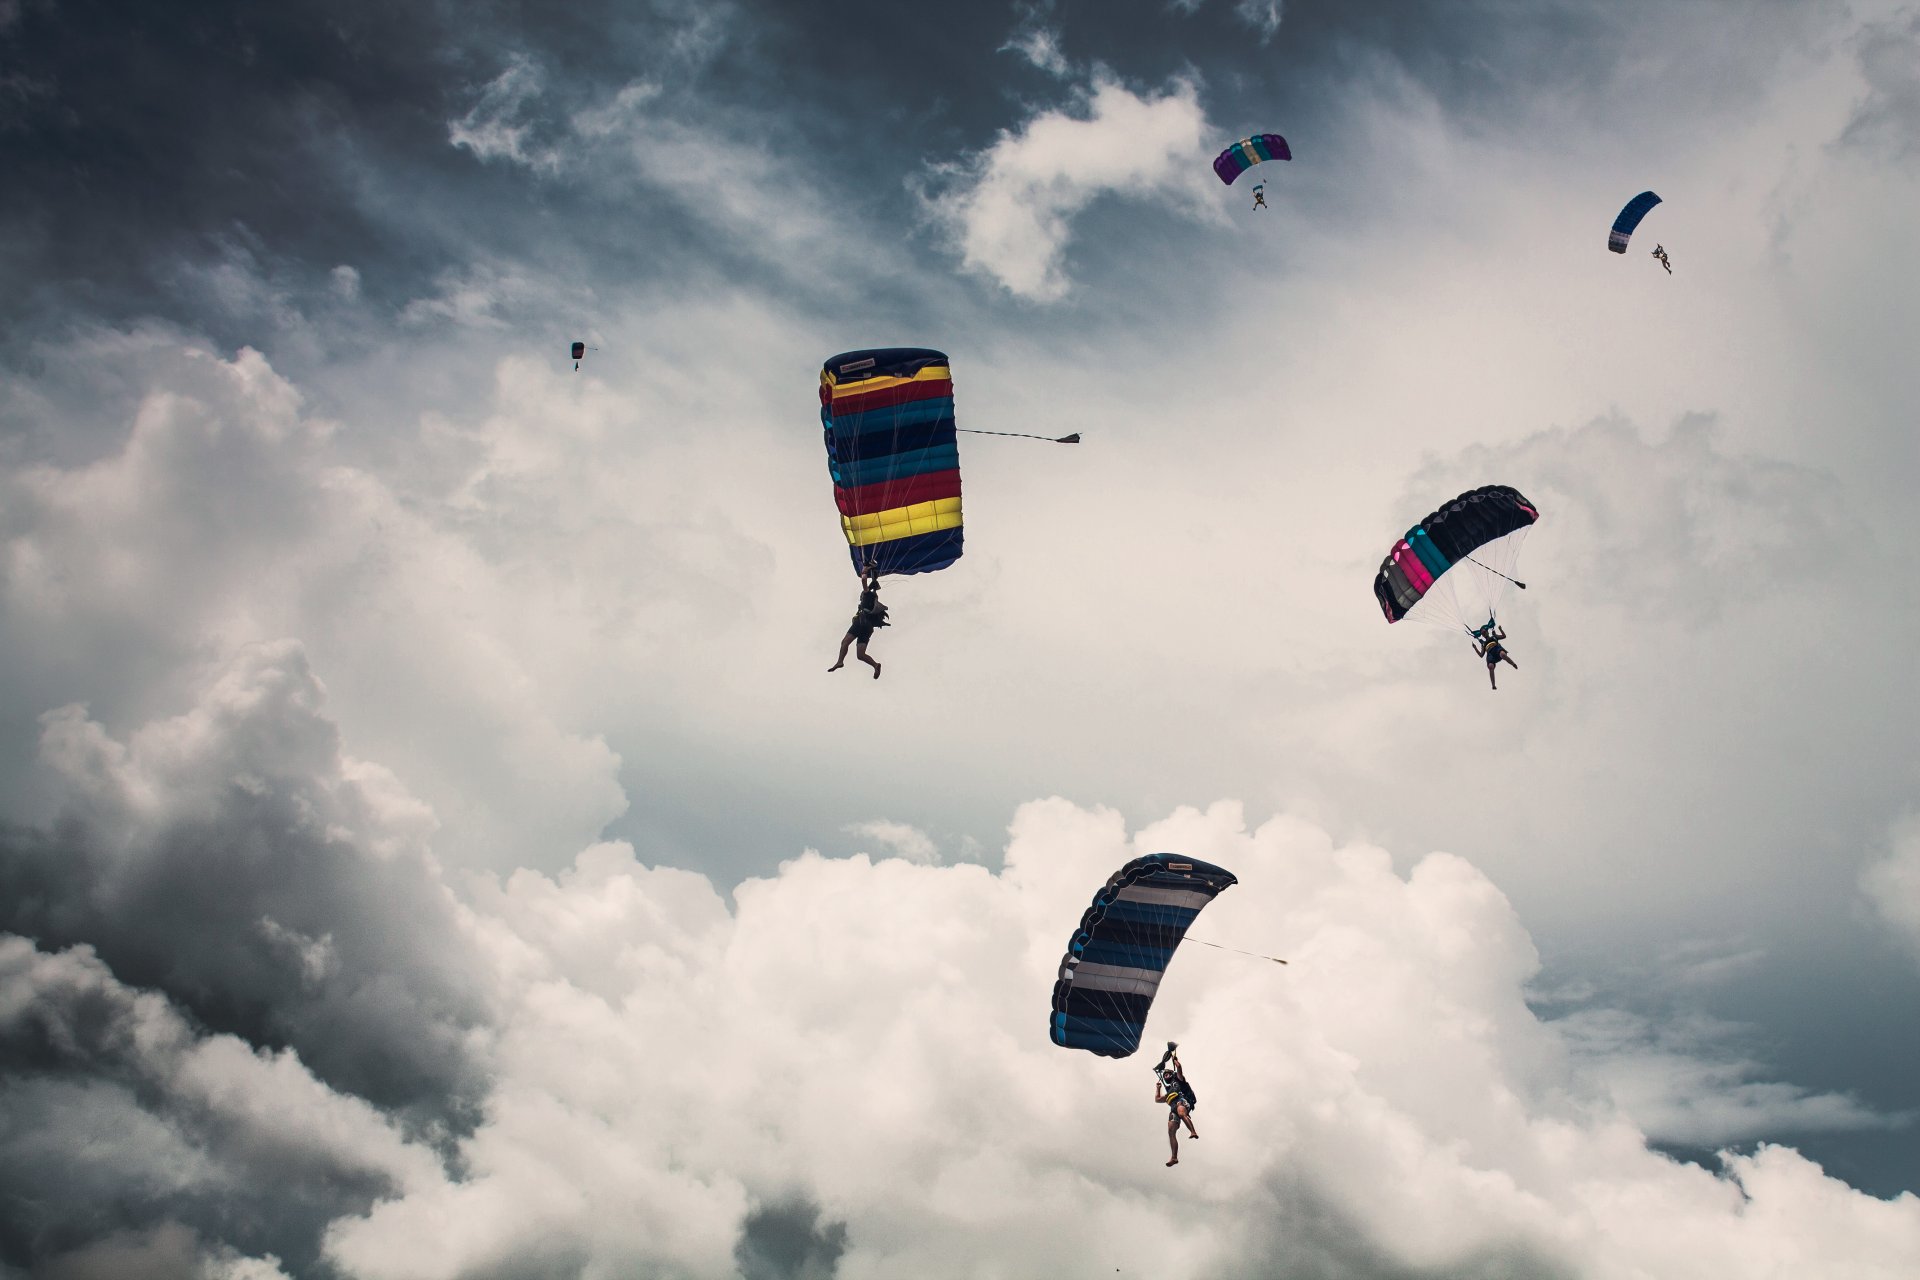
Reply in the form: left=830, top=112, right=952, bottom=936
left=1154, top=1042, right=1199, bottom=1167
left=1251, top=181, right=1268, bottom=211
left=1652, top=244, right=1672, bottom=273
left=1473, top=620, right=1517, bottom=690
left=828, top=564, right=887, bottom=679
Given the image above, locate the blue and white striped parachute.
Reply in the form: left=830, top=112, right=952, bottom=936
left=1048, top=853, right=1238, bottom=1058
left=1608, top=190, right=1662, bottom=253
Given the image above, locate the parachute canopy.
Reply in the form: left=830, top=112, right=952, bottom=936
left=1050, top=853, right=1238, bottom=1059
left=1373, top=485, right=1540, bottom=629
left=1213, top=134, right=1290, bottom=185
left=1608, top=191, right=1662, bottom=253
left=570, top=341, right=586, bottom=360
left=819, top=348, right=963, bottom=577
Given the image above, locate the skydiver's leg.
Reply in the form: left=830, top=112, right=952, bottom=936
left=1502, top=654, right=1518, bottom=669
left=1179, top=1102, right=1197, bottom=1139
left=829, top=632, right=854, bottom=672
left=857, top=639, right=881, bottom=679
left=1166, top=1115, right=1180, bottom=1166
left=1489, top=665, right=1498, bottom=690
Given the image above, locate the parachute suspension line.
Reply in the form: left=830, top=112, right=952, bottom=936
left=1463, top=554, right=1526, bottom=589
left=955, top=428, right=1082, bottom=444
left=1186, top=936, right=1288, bottom=965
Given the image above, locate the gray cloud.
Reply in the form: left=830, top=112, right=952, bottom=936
left=1231, top=1172, right=1575, bottom=1280
left=1839, top=11, right=1920, bottom=160
left=734, top=1198, right=850, bottom=1280
left=32, top=1223, right=289, bottom=1280
left=0, top=937, right=435, bottom=1276
left=0, top=642, right=491, bottom=1122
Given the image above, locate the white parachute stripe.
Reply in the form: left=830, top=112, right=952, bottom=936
left=1115, top=885, right=1216, bottom=910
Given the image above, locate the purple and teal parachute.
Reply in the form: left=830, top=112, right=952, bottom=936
left=1049, top=853, right=1238, bottom=1059
left=1608, top=191, right=1662, bottom=253
left=819, top=348, right=964, bottom=578
left=1213, top=134, right=1290, bottom=185
left=1373, top=485, right=1540, bottom=630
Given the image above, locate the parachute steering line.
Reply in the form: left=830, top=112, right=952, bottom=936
left=1187, top=936, right=1288, bottom=966
left=955, top=428, right=1081, bottom=444
left=1461, top=554, right=1526, bottom=590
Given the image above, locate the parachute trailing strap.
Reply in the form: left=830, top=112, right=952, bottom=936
left=1462, top=553, right=1526, bottom=589
left=954, top=428, right=1081, bottom=443
left=1187, top=936, right=1287, bottom=965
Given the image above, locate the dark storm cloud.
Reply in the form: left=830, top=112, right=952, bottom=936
left=0, top=0, right=767, bottom=352
left=0, top=642, right=492, bottom=1124
left=0, top=0, right=1835, bottom=364
left=0, top=938, right=428, bottom=1277
left=734, top=1197, right=849, bottom=1280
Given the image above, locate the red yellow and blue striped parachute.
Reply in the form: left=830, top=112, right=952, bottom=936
left=819, top=348, right=963, bottom=577
left=1049, top=853, right=1239, bottom=1059
left=1213, top=133, right=1290, bottom=185
left=1373, top=485, right=1540, bottom=631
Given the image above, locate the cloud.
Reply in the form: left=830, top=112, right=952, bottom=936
left=1157, top=0, right=1282, bottom=41
left=32, top=1224, right=292, bottom=1280
left=317, top=798, right=1920, bottom=1278
left=928, top=74, right=1218, bottom=300
left=733, top=1198, right=849, bottom=1280
left=843, top=818, right=942, bottom=865
left=1557, top=1008, right=1896, bottom=1148
left=1001, top=25, right=1072, bottom=78
left=1838, top=11, right=1920, bottom=160
left=3, top=627, right=1915, bottom=1274
left=448, top=57, right=562, bottom=174
left=1863, top=814, right=1920, bottom=958
left=0, top=332, right=631, bottom=871
left=1235, top=0, right=1284, bottom=42
left=0, top=936, right=439, bottom=1276
left=0, top=640, right=492, bottom=1121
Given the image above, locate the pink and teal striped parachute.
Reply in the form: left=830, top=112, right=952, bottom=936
left=1374, top=485, right=1540, bottom=631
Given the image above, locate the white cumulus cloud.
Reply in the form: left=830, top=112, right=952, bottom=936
left=930, top=75, right=1218, bottom=301
left=316, top=798, right=1920, bottom=1279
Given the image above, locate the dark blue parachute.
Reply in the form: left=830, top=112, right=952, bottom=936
left=1608, top=191, right=1662, bottom=253
left=1049, top=853, right=1238, bottom=1059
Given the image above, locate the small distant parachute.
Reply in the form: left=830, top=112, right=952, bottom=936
left=1373, top=485, right=1540, bottom=631
left=1213, top=133, right=1291, bottom=185
left=819, top=348, right=963, bottom=577
left=1049, top=853, right=1238, bottom=1059
left=1608, top=191, right=1662, bottom=253
left=570, top=341, right=595, bottom=371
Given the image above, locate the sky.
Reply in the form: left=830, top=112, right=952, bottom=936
left=3, top=0, right=1920, bottom=1276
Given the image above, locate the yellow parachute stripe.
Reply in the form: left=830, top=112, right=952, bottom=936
left=823, top=365, right=953, bottom=402
left=840, top=497, right=964, bottom=547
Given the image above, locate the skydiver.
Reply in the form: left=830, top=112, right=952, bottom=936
left=1251, top=182, right=1268, bottom=211
left=1474, top=625, right=1517, bottom=690
left=1652, top=244, right=1672, bottom=274
left=828, top=565, right=887, bottom=679
left=1155, top=1043, right=1199, bottom=1166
